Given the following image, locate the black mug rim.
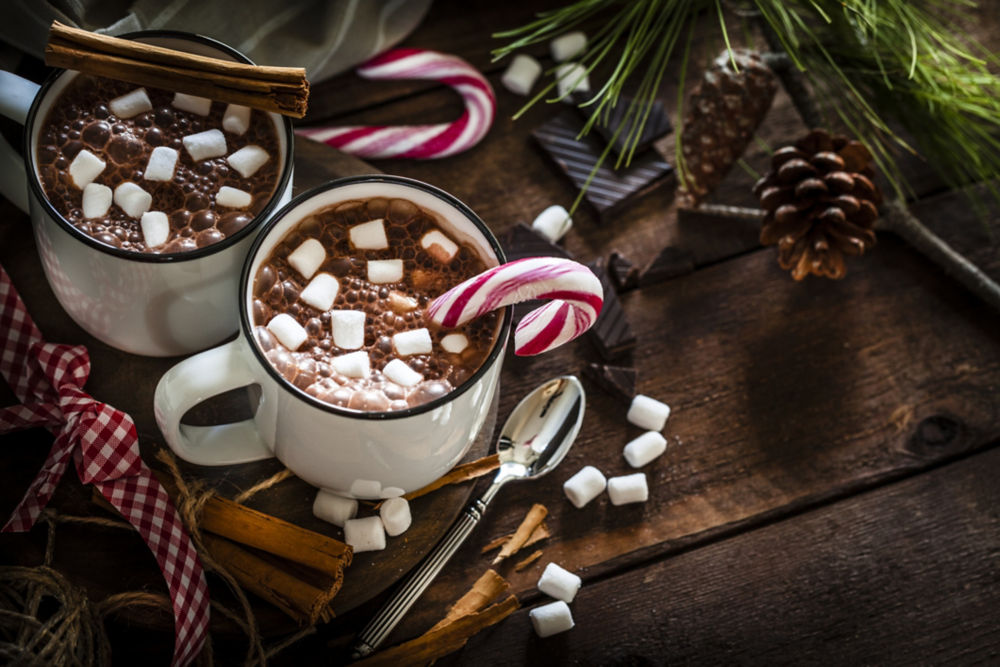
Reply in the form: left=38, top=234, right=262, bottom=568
left=22, top=29, right=295, bottom=264
left=238, top=175, right=513, bottom=421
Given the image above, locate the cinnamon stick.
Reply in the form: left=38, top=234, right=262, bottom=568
left=513, top=550, right=543, bottom=572
left=480, top=521, right=551, bottom=554
left=429, top=569, right=510, bottom=633
left=492, top=503, right=548, bottom=565
left=402, top=453, right=501, bottom=502
left=45, top=21, right=308, bottom=117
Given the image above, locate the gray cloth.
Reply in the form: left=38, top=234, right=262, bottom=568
left=0, top=0, right=433, bottom=81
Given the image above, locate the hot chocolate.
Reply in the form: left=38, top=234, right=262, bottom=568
left=36, top=74, right=280, bottom=253
left=251, top=197, right=500, bottom=412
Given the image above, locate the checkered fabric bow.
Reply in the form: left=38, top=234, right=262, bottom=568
left=0, top=265, right=209, bottom=666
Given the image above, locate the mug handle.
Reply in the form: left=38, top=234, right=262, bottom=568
left=0, top=70, right=39, bottom=213
left=154, top=339, right=274, bottom=465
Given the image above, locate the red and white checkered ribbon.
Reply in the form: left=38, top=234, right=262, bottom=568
left=297, top=48, right=496, bottom=159
left=0, top=265, right=208, bottom=666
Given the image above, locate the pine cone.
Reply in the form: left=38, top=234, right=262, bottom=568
left=677, top=49, right=778, bottom=207
left=754, top=129, right=881, bottom=280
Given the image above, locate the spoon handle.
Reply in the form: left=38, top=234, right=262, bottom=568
left=350, top=490, right=495, bottom=659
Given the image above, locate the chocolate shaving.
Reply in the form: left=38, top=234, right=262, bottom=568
left=402, top=454, right=500, bottom=502
left=587, top=258, right=637, bottom=360
left=608, top=251, right=640, bottom=291
left=514, top=550, right=544, bottom=572
left=582, top=362, right=637, bottom=404
left=579, top=95, right=673, bottom=157
left=638, top=246, right=696, bottom=286
left=429, top=569, right=510, bottom=633
left=493, top=503, right=548, bottom=565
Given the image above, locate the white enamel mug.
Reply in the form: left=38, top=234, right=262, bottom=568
left=154, top=176, right=513, bottom=499
left=0, top=31, right=294, bottom=357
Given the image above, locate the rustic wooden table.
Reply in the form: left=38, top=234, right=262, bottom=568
left=2, top=1, right=999, bottom=664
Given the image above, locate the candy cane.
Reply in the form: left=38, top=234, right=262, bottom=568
left=297, top=48, right=496, bottom=160
left=427, top=257, right=604, bottom=356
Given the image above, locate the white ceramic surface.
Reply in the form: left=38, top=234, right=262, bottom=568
left=0, top=33, right=294, bottom=357
left=154, top=177, right=512, bottom=498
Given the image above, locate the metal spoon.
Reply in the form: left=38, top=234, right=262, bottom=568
left=350, top=375, right=585, bottom=659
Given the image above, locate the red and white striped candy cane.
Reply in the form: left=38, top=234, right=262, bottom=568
left=427, top=257, right=604, bottom=356
left=297, top=48, right=496, bottom=159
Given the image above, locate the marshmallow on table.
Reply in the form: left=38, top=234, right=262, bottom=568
left=216, top=186, right=252, bottom=209
left=501, top=54, right=542, bottom=96
left=393, top=328, right=432, bottom=356
left=113, top=182, right=152, bottom=219
left=343, top=516, right=386, bottom=553
left=172, top=92, right=212, bottom=116
left=332, top=350, right=370, bottom=378
left=140, top=211, right=169, bottom=248
left=299, top=273, right=339, bottom=311
left=349, top=219, right=389, bottom=250
left=227, top=145, right=270, bottom=178
left=421, top=230, right=458, bottom=263
left=555, top=63, right=591, bottom=99
left=109, top=88, right=152, bottom=119
left=529, top=600, right=575, bottom=638
left=551, top=31, right=587, bottom=62
left=383, top=358, right=423, bottom=387
left=287, top=239, right=326, bottom=279
left=379, top=497, right=412, bottom=536
left=267, top=313, right=308, bottom=351
left=368, top=259, right=403, bottom=284
left=607, top=472, right=648, bottom=505
left=627, top=394, right=671, bottom=432
left=624, top=431, right=667, bottom=468
left=144, top=146, right=179, bottom=182
left=182, top=129, right=227, bottom=161
left=440, top=333, right=468, bottom=354
left=537, top=562, right=582, bottom=603
left=330, top=310, right=365, bottom=349
left=531, top=205, right=573, bottom=242
left=312, top=491, right=358, bottom=527
left=563, top=465, right=606, bottom=509
left=222, top=104, right=251, bottom=135
left=81, top=183, right=112, bottom=218
left=68, top=149, right=106, bottom=189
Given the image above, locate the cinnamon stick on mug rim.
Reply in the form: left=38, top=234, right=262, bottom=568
left=45, top=21, right=309, bottom=117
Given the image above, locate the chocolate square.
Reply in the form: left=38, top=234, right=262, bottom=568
left=582, top=362, right=637, bottom=403
left=580, top=96, right=672, bottom=158
left=608, top=250, right=640, bottom=291
left=587, top=258, right=636, bottom=360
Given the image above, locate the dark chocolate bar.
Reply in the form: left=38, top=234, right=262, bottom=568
left=608, top=250, right=639, bottom=291
left=580, top=95, right=673, bottom=158
left=582, top=362, right=637, bottom=403
left=638, top=246, right=695, bottom=287
left=587, top=258, right=636, bottom=359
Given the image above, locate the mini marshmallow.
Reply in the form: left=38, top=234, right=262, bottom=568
left=349, top=219, right=389, bottom=250
left=388, top=291, right=418, bottom=313
left=563, top=465, right=606, bottom=509
left=140, top=211, right=169, bottom=248
left=109, top=88, right=152, bottom=119
left=222, top=104, right=251, bottom=135
left=216, top=185, right=252, bottom=209
left=383, top=358, right=423, bottom=387
left=287, top=239, right=326, bottom=279
left=343, top=516, right=386, bottom=553
left=172, top=92, right=212, bottom=116
left=555, top=62, right=591, bottom=99
left=607, top=472, right=649, bottom=505
left=393, top=328, right=432, bottom=356
left=624, top=431, right=667, bottom=468
left=227, top=145, right=270, bottom=178
left=182, top=129, right=227, bottom=161
left=299, top=273, right=339, bottom=311
left=420, top=229, right=458, bottom=263
left=113, top=182, right=152, bottom=219
left=627, top=394, right=671, bottom=432
left=531, top=205, right=573, bottom=242
left=144, top=146, right=179, bottom=182
left=379, top=497, right=412, bottom=537
left=68, top=149, right=106, bottom=189
left=266, top=313, right=308, bottom=351
left=440, top=333, right=469, bottom=355
left=537, top=562, right=582, bottom=603
left=551, top=31, right=587, bottom=62
left=331, top=350, right=370, bottom=378
left=81, top=183, right=112, bottom=218
left=367, top=259, right=403, bottom=284
left=529, top=600, right=575, bottom=638
left=330, top=310, right=366, bottom=349
left=501, top=54, right=542, bottom=96
left=312, top=491, right=357, bottom=527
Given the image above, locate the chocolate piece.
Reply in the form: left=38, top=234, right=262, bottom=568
left=608, top=251, right=639, bottom=291
left=587, top=258, right=636, bottom=359
left=582, top=362, right=637, bottom=403
left=638, top=246, right=696, bottom=286
left=501, top=223, right=572, bottom=262
left=532, top=110, right=674, bottom=218
left=580, top=95, right=672, bottom=157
